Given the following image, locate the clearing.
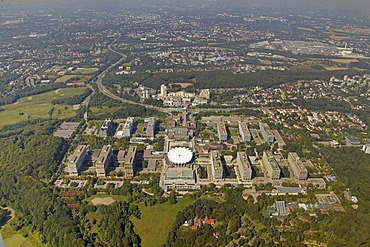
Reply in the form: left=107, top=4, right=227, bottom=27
left=132, top=197, right=194, bottom=247
left=91, top=197, right=116, bottom=206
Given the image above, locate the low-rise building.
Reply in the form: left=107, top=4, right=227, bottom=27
left=287, top=152, right=308, bottom=180
left=345, top=135, right=361, bottom=145
left=67, top=145, right=87, bottom=176
left=262, top=151, right=281, bottom=179
left=236, top=152, right=253, bottom=180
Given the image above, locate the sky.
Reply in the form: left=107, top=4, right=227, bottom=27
left=0, top=0, right=369, bottom=14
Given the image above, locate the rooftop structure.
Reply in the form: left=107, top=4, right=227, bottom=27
left=236, top=152, right=253, bottom=180
left=217, top=121, right=228, bottom=142
left=162, top=167, right=199, bottom=191
left=262, top=151, right=281, bottom=180
left=99, top=119, right=114, bottom=138
left=239, top=122, right=252, bottom=142
left=275, top=201, right=287, bottom=215
left=287, top=152, right=308, bottom=180
left=345, top=135, right=361, bottom=145
left=53, top=122, right=80, bottom=139
left=96, top=145, right=112, bottom=177
left=67, top=145, right=87, bottom=176
left=168, top=147, right=193, bottom=166
left=259, top=122, right=275, bottom=143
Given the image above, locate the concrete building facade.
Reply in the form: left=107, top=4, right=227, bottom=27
left=239, top=122, right=252, bottom=142
left=124, top=146, right=137, bottom=178
left=262, top=151, right=281, bottom=179
left=146, top=117, right=156, bottom=138
left=67, top=145, right=87, bottom=176
left=122, top=117, right=135, bottom=137
left=287, top=152, right=308, bottom=180
left=236, top=152, right=253, bottom=180
left=99, top=119, right=114, bottom=138
left=259, top=122, right=275, bottom=143
left=96, top=145, right=112, bottom=177
left=217, top=121, right=228, bottom=142
left=211, top=151, right=225, bottom=180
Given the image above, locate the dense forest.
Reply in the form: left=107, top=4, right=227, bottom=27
left=0, top=122, right=141, bottom=246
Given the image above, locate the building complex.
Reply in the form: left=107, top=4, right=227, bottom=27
left=287, top=152, right=308, bottom=180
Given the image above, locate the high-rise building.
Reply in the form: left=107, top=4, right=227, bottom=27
left=96, top=145, right=112, bottom=177
left=124, top=146, right=137, bottom=178
left=211, top=151, right=224, bottom=180
left=99, top=119, right=114, bottom=137
left=146, top=117, right=156, bottom=138
left=259, top=122, right=275, bottom=143
left=67, top=145, right=87, bottom=176
left=217, top=122, right=228, bottom=142
left=239, top=122, right=252, bottom=142
left=160, top=84, right=167, bottom=97
left=287, top=152, right=308, bottom=180
left=236, top=152, right=253, bottom=180
left=262, top=151, right=281, bottom=179
left=121, top=117, right=135, bottom=137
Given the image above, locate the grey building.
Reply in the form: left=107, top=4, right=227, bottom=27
left=146, top=117, right=156, bottom=138
left=259, top=122, right=275, bottom=143
left=217, top=122, right=228, bottom=142
left=99, top=119, right=114, bottom=137
left=239, top=122, right=252, bottom=142
left=96, top=145, right=112, bottom=177
left=236, top=152, right=253, bottom=180
left=67, top=145, right=87, bottom=176
left=287, top=152, right=308, bottom=180
left=121, top=117, right=135, bottom=137
left=124, top=146, right=137, bottom=178
left=345, top=135, right=361, bottom=145
left=262, top=151, right=281, bottom=179
left=162, top=167, right=199, bottom=191
left=211, top=151, right=225, bottom=180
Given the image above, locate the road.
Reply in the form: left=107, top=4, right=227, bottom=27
left=94, top=33, right=267, bottom=115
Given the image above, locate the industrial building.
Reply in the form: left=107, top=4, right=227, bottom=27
left=124, top=146, right=137, bottom=178
left=236, top=152, right=253, bottom=180
left=217, top=122, right=228, bottom=142
left=259, top=122, right=275, bottom=143
left=99, top=119, right=114, bottom=137
left=262, top=151, right=281, bottom=179
left=287, top=152, right=308, bottom=180
left=96, top=145, right=112, bottom=177
left=211, top=151, right=225, bottom=180
left=121, top=117, right=135, bottom=137
left=239, top=122, right=252, bottom=142
left=67, top=145, right=87, bottom=176
left=146, top=117, right=156, bottom=138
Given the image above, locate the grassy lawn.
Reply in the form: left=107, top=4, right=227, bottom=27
left=90, top=106, right=122, bottom=117
left=83, top=193, right=128, bottom=203
left=74, top=68, right=99, bottom=75
left=132, top=198, right=194, bottom=247
left=55, top=75, right=78, bottom=83
left=0, top=87, right=86, bottom=128
left=229, top=128, right=239, bottom=137
left=259, top=59, right=272, bottom=65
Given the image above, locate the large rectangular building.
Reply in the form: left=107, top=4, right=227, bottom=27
left=96, top=145, right=112, bottom=177
left=217, top=122, right=228, bottom=142
left=239, top=122, right=252, bottom=142
left=99, top=119, right=114, bottom=138
left=67, top=145, right=87, bottom=176
left=287, top=152, right=308, bottom=180
left=121, top=117, right=135, bottom=137
left=259, top=122, right=275, bottom=143
left=236, top=152, right=253, bottom=180
left=262, top=151, right=281, bottom=179
left=146, top=117, right=156, bottom=138
left=211, top=151, right=224, bottom=180
left=124, top=146, right=137, bottom=178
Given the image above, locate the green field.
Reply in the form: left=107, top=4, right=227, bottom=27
left=90, top=106, right=122, bottom=117
left=0, top=87, right=86, bottom=128
left=132, top=198, right=194, bottom=247
left=55, top=75, right=78, bottom=83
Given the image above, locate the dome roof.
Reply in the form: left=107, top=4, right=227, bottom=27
left=168, top=147, right=193, bottom=165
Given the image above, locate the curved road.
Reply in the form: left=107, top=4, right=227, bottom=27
left=94, top=33, right=266, bottom=115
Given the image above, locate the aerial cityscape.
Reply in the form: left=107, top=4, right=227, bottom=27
left=0, top=0, right=369, bottom=247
